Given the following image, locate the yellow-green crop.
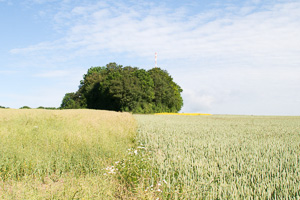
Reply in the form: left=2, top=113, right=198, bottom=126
left=134, top=114, right=300, bottom=199
left=155, top=113, right=212, bottom=116
left=0, top=109, right=136, bottom=199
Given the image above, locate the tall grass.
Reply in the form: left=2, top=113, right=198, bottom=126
left=134, top=115, right=300, bottom=199
left=0, top=109, right=136, bottom=199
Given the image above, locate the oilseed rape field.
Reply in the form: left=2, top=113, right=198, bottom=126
left=0, top=109, right=299, bottom=199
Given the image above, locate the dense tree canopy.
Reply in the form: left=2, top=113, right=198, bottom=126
left=61, top=63, right=183, bottom=113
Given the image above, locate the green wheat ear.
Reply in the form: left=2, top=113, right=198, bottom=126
left=134, top=114, right=300, bottom=199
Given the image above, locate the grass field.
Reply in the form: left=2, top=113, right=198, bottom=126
left=0, top=109, right=136, bottom=199
left=134, top=114, right=300, bottom=199
left=0, top=109, right=299, bottom=199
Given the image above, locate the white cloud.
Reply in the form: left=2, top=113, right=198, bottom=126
left=33, top=68, right=86, bottom=82
left=34, top=70, right=70, bottom=77
left=182, top=89, right=215, bottom=113
left=177, top=65, right=300, bottom=115
left=0, top=70, right=18, bottom=75
left=11, top=1, right=300, bottom=67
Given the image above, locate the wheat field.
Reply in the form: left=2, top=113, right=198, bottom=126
left=134, top=114, right=300, bottom=199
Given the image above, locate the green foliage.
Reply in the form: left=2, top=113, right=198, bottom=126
left=61, top=62, right=183, bottom=113
left=114, top=145, right=162, bottom=199
left=37, top=106, right=58, bottom=110
left=60, top=92, right=84, bottom=109
left=148, top=68, right=183, bottom=113
left=19, top=106, right=31, bottom=109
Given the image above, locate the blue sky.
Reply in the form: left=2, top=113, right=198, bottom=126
left=0, top=0, right=299, bottom=115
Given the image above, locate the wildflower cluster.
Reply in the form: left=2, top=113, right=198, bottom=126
left=114, top=141, right=162, bottom=197
left=103, top=165, right=118, bottom=175
left=145, top=179, right=168, bottom=193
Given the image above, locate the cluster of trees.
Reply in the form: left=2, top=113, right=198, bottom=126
left=61, top=63, right=183, bottom=113
left=36, top=106, right=58, bottom=110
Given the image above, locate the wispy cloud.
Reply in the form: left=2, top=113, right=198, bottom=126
left=34, top=70, right=70, bottom=77
left=0, top=70, right=18, bottom=75
left=10, top=1, right=300, bottom=67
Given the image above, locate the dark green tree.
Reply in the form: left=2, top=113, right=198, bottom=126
left=20, top=106, right=31, bottom=109
left=148, top=68, right=183, bottom=112
left=60, top=92, right=83, bottom=109
left=60, top=63, right=183, bottom=113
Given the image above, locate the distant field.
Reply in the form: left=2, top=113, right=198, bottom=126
left=134, top=114, right=300, bottom=199
left=155, top=113, right=212, bottom=116
left=0, top=109, right=136, bottom=199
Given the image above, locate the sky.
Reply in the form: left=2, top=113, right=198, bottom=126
left=0, top=0, right=299, bottom=115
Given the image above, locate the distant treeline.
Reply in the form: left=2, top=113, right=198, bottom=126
left=0, top=106, right=58, bottom=109
left=61, top=62, right=183, bottom=113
